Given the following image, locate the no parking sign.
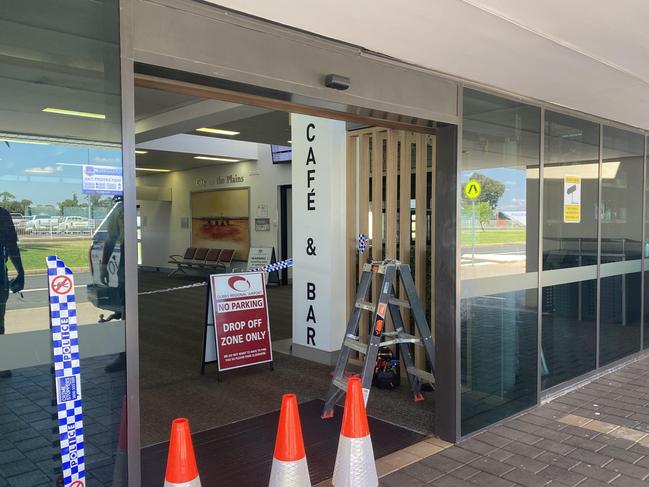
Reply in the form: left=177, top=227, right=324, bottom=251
left=209, top=272, right=273, bottom=371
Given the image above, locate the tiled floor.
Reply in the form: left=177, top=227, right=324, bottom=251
left=0, top=354, right=125, bottom=487
left=379, top=355, right=649, bottom=486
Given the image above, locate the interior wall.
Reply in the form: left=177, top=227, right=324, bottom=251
left=137, top=144, right=291, bottom=268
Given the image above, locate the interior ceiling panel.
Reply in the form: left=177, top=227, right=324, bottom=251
left=209, top=0, right=649, bottom=131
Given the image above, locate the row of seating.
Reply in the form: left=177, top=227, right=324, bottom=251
left=168, top=247, right=235, bottom=277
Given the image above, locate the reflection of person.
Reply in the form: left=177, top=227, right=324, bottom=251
left=101, top=198, right=125, bottom=308
left=0, top=207, right=25, bottom=378
left=102, top=198, right=126, bottom=373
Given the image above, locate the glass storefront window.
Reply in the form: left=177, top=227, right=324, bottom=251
left=460, top=89, right=540, bottom=434
left=0, top=2, right=125, bottom=485
left=599, top=126, right=643, bottom=366
left=542, top=112, right=600, bottom=271
left=541, top=112, right=599, bottom=389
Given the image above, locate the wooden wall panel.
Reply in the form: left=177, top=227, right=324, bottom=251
left=385, top=130, right=398, bottom=260
left=345, top=127, right=434, bottom=372
left=346, top=135, right=358, bottom=316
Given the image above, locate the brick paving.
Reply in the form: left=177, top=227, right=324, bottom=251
left=381, top=356, right=649, bottom=486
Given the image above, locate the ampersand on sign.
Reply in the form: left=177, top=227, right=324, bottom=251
left=306, top=238, right=317, bottom=256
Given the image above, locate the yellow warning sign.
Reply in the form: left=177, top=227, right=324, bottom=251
left=563, top=175, right=581, bottom=223
left=464, top=179, right=481, bottom=200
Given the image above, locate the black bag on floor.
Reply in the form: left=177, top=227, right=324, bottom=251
left=372, top=347, right=400, bottom=389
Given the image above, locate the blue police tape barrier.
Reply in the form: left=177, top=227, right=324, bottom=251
left=358, top=234, right=369, bottom=253
left=47, top=256, right=86, bottom=487
left=250, top=258, right=294, bottom=273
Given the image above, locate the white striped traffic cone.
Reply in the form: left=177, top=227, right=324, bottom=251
left=164, top=418, right=201, bottom=487
left=269, top=394, right=311, bottom=486
left=332, top=377, right=378, bottom=487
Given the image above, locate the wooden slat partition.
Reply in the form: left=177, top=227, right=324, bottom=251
left=346, top=135, right=358, bottom=316
left=371, top=130, right=384, bottom=262
left=385, top=130, right=398, bottom=260
left=371, top=130, right=385, bottom=311
left=345, top=127, right=435, bottom=373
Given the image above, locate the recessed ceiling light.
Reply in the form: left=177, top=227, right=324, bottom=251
left=287, top=140, right=292, bottom=144
left=0, top=137, right=49, bottom=145
left=194, top=156, right=241, bottom=163
left=196, top=127, right=240, bottom=136
left=136, top=167, right=171, bottom=173
left=42, top=107, right=106, bottom=120
left=135, top=150, right=148, bottom=154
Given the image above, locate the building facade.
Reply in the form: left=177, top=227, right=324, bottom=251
left=0, top=1, right=648, bottom=485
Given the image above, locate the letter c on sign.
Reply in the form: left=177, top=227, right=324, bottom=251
left=306, top=123, right=315, bottom=142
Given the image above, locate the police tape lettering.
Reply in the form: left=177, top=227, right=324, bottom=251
left=47, top=256, right=86, bottom=487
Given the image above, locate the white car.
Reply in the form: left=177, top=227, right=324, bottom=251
left=10, top=213, right=25, bottom=231
left=59, top=216, right=91, bottom=234
left=26, top=214, right=58, bottom=232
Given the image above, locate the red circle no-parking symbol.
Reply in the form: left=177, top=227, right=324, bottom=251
left=51, top=275, right=73, bottom=295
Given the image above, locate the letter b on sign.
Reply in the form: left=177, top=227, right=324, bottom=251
left=307, top=282, right=316, bottom=300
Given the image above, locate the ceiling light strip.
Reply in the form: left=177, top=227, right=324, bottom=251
left=194, top=156, right=241, bottom=162
left=196, top=127, right=240, bottom=136
left=42, top=107, right=106, bottom=120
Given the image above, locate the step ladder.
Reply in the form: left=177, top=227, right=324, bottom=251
left=321, top=259, right=436, bottom=419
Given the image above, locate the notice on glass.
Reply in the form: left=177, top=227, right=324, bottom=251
left=210, top=272, right=272, bottom=371
left=82, top=165, right=123, bottom=196
left=563, top=175, right=581, bottom=223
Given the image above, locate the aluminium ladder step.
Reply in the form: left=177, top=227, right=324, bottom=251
left=333, top=377, right=348, bottom=391
left=382, top=333, right=422, bottom=347
left=343, top=337, right=369, bottom=354
left=355, top=300, right=376, bottom=312
left=388, top=297, right=411, bottom=308
left=406, top=367, right=436, bottom=384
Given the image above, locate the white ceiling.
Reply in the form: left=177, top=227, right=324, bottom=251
left=210, top=0, right=649, bottom=131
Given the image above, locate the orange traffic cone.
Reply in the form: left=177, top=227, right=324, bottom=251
left=332, top=377, right=378, bottom=487
left=269, top=394, right=311, bottom=486
left=164, top=418, right=201, bottom=487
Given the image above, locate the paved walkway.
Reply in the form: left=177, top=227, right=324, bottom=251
left=380, top=355, right=649, bottom=486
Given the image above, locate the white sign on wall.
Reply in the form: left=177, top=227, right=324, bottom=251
left=291, top=114, right=347, bottom=357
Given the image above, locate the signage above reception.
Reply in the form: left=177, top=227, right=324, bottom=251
left=291, top=114, right=347, bottom=365
left=195, top=173, right=245, bottom=187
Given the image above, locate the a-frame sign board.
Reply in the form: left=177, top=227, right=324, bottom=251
left=200, top=274, right=274, bottom=381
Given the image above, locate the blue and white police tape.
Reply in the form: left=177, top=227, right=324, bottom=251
left=47, top=256, right=86, bottom=487
left=251, top=258, right=294, bottom=273
left=358, top=234, right=369, bottom=253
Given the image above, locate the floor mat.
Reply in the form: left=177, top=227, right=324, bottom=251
left=141, top=399, right=425, bottom=486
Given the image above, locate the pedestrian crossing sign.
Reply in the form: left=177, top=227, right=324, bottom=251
left=464, top=179, right=481, bottom=200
